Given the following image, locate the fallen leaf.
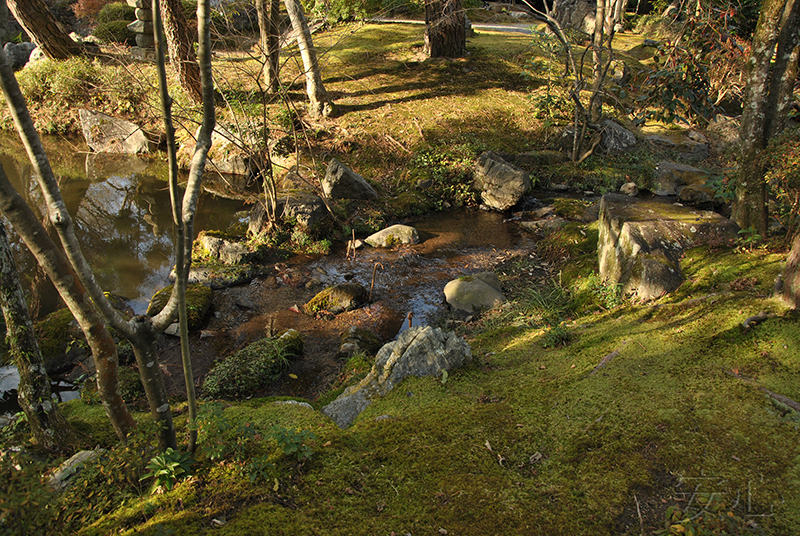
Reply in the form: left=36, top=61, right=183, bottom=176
left=289, top=374, right=298, bottom=379
left=485, top=439, right=492, bottom=452
left=323, top=441, right=332, bottom=447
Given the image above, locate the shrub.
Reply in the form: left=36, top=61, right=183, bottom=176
left=94, top=20, right=136, bottom=44
left=203, top=331, right=303, bottom=399
left=97, top=2, right=135, bottom=23
left=764, top=126, right=800, bottom=235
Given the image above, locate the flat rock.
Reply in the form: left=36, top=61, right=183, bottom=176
left=598, top=194, right=739, bottom=300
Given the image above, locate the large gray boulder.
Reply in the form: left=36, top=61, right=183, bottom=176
left=443, top=272, right=506, bottom=313
left=553, top=0, right=596, bottom=33
left=364, top=224, right=420, bottom=248
left=322, top=159, right=378, bottom=200
left=474, top=151, right=532, bottom=211
left=598, top=194, right=739, bottom=300
left=322, top=326, right=472, bottom=427
left=79, top=109, right=153, bottom=154
left=248, top=190, right=329, bottom=235
left=599, top=120, right=637, bottom=154
left=647, top=133, right=709, bottom=161
left=4, top=42, right=36, bottom=71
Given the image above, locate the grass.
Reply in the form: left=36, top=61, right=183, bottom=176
left=3, top=16, right=800, bottom=536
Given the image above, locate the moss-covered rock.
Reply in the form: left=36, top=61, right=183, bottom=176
left=203, top=330, right=303, bottom=399
left=145, top=283, right=213, bottom=330
left=34, top=308, right=85, bottom=375
left=305, top=283, right=368, bottom=314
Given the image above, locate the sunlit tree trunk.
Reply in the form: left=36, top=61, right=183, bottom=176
left=285, top=0, right=334, bottom=117
left=424, top=0, right=465, bottom=58
left=0, top=222, right=77, bottom=452
left=7, top=0, right=83, bottom=59
left=734, top=0, right=800, bottom=239
left=160, top=0, right=203, bottom=104
left=256, top=0, right=281, bottom=93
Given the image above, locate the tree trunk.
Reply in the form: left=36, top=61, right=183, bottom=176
left=0, top=165, right=136, bottom=442
left=160, top=0, right=203, bottom=104
left=7, top=0, right=82, bottom=59
left=424, top=0, right=465, bottom=58
left=0, top=222, right=77, bottom=452
left=734, top=0, right=800, bottom=239
left=590, top=0, right=606, bottom=122
left=128, top=321, right=177, bottom=449
left=256, top=0, right=281, bottom=93
left=784, top=232, right=800, bottom=308
left=285, top=0, right=333, bottom=117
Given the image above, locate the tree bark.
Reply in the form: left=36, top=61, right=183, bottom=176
left=256, top=0, right=281, bottom=93
left=7, top=0, right=82, bottom=59
left=734, top=0, right=800, bottom=238
left=424, top=0, right=465, bottom=58
left=160, top=0, right=203, bottom=104
left=0, top=221, right=77, bottom=452
left=784, top=232, right=800, bottom=308
left=285, top=0, right=333, bottom=117
left=0, top=165, right=135, bottom=443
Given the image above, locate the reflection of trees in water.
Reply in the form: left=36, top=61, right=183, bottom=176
left=3, top=148, right=245, bottom=316
left=69, top=173, right=176, bottom=305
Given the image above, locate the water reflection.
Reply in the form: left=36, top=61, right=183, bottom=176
left=0, top=137, right=246, bottom=316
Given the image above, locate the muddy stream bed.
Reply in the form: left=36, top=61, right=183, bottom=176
left=159, top=209, right=538, bottom=402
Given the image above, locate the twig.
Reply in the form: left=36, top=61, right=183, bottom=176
left=727, top=369, right=800, bottom=412
left=583, top=408, right=610, bottom=433
left=634, top=494, right=644, bottom=536
left=386, top=134, right=412, bottom=154
left=590, top=349, right=620, bottom=375
left=369, top=262, right=384, bottom=302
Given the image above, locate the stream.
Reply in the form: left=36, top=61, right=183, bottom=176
left=0, top=137, right=541, bottom=418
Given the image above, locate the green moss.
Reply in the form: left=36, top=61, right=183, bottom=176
left=34, top=307, right=78, bottom=366
left=145, top=283, right=213, bottom=330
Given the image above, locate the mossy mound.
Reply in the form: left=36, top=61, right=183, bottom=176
left=145, top=283, right=213, bottom=330
left=33, top=308, right=83, bottom=374
left=203, top=330, right=303, bottom=399
left=305, top=283, right=368, bottom=314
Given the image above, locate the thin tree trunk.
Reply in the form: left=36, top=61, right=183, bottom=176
left=257, top=0, right=281, bottom=93
left=784, top=232, right=800, bottom=308
left=7, top=0, right=82, bottom=59
left=160, top=0, right=203, bottom=104
left=590, top=0, right=606, bottom=122
left=285, top=0, right=333, bottom=117
left=0, top=221, right=77, bottom=452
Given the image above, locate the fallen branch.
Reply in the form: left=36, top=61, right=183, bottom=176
left=386, top=134, right=412, bottom=154
left=727, top=369, right=800, bottom=412
left=741, top=311, right=774, bottom=332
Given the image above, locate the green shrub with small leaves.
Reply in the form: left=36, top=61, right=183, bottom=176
left=140, top=448, right=194, bottom=493
left=96, top=1, right=135, bottom=23
left=94, top=20, right=136, bottom=44
left=203, top=332, right=302, bottom=399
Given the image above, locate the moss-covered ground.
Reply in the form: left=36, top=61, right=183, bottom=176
left=6, top=231, right=791, bottom=536
left=2, top=13, right=800, bottom=536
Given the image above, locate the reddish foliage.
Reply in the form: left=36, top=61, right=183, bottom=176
left=72, top=0, right=114, bottom=22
